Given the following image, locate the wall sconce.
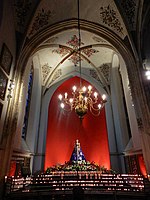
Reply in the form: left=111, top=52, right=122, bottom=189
left=7, top=79, right=15, bottom=100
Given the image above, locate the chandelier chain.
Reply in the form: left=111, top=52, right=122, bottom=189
left=77, top=0, right=82, bottom=88
left=58, top=0, right=107, bottom=120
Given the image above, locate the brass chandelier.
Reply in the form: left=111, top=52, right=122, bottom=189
left=58, top=0, right=107, bottom=120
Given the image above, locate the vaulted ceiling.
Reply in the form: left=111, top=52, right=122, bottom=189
left=35, top=29, right=114, bottom=90
left=12, top=0, right=150, bottom=91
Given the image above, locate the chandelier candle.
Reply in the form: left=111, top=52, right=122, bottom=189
left=58, top=85, right=107, bottom=119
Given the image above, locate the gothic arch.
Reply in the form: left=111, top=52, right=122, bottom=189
left=13, top=19, right=150, bottom=173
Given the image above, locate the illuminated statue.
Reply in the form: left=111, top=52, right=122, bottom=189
left=70, top=140, right=86, bottom=163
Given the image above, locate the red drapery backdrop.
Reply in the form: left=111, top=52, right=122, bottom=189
left=138, top=154, right=147, bottom=176
left=9, top=161, right=16, bottom=176
left=45, top=77, right=110, bottom=170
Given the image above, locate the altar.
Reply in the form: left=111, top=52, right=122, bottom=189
left=4, top=140, right=149, bottom=197
left=46, top=140, right=113, bottom=173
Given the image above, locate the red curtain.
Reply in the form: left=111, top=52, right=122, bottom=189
left=138, top=154, right=147, bottom=176
left=9, top=161, right=16, bottom=176
left=45, top=77, right=110, bottom=170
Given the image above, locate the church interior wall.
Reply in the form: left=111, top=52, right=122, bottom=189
left=0, top=0, right=149, bottom=183
left=119, top=55, right=141, bottom=151
left=0, top=0, right=16, bottom=143
left=0, top=0, right=16, bottom=179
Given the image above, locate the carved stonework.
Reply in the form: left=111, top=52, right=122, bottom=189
left=99, top=64, right=110, bottom=82
left=120, top=0, right=137, bottom=30
left=51, top=69, right=62, bottom=83
left=100, top=5, right=123, bottom=34
left=42, top=63, right=52, bottom=84
left=89, top=69, right=100, bottom=82
left=29, top=8, right=55, bottom=37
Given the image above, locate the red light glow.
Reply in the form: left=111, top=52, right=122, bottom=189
left=45, top=77, right=110, bottom=170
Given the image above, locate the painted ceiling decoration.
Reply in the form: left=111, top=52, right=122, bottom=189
left=13, top=0, right=38, bottom=33
left=51, top=69, right=62, bottom=84
left=99, top=64, right=111, bottom=83
left=98, top=0, right=127, bottom=39
left=13, top=0, right=140, bottom=40
left=46, top=69, right=62, bottom=88
left=118, top=0, right=139, bottom=30
left=90, top=69, right=101, bottom=83
left=18, top=0, right=141, bottom=93
left=28, top=8, right=55, bottom=37
left=23, top=0, right=128, bottom=40
left=99, top=5, right=124, bottom=35
left=89, top=63, right=111, bottom=86
left=14, top=0, right=31, bottom=28
left=52, top=35, right=99, bottom=66
left=35, top=29, right=114, bottom=91
left=41, top=63, right=52, bottom=85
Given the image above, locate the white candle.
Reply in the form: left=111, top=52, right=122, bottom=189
left=64, top=92, right=68, bottom=98
left=72, top=85, right=77, bottom=92
left=58, top=94, right=62, bottom=100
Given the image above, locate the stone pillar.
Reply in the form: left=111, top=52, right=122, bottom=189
left=126, top=58, right=150, bottom=174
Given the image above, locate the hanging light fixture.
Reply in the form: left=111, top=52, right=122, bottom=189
left=58, top=0, right=107, bottom=120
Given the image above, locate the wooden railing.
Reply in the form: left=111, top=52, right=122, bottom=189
left=5, top=172, right=149, bottom=195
